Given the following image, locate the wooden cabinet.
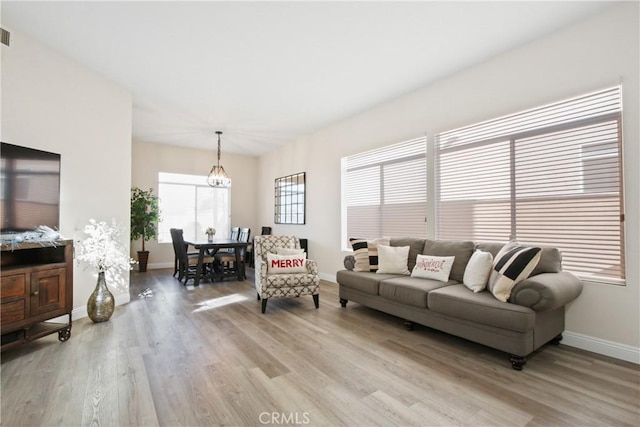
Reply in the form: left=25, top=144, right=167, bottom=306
left=1, top=240, right=73, bottom=351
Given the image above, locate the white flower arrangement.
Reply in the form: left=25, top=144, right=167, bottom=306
left=76, top=219, right=136, bottom=290
left=205, top=227, right=216, bottom=236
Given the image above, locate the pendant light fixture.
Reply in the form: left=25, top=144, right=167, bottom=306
left=207, top=131, right=231, bottom=188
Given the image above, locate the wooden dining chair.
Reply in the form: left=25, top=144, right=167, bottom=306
left=171, top=228, right=215, bottom=285
left=215, top=227, right=251, bottom=279
left=169, top=228, right=199, bottom=279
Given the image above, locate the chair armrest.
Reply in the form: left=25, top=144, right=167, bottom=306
left=344, top=255, right=355, bottom=271
left=306, top=259, right=318, bottom=275
left=509, top=272, right=583, bottom=312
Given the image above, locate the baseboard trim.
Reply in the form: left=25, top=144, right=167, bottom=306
left=562, top=331, right=640, bottom=364
left=71, top=293, right=130, bottom=321
left=319, top=272, right=337, bottom=283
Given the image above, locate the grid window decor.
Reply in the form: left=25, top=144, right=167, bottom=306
left=157, top=172, right=230, bottom=243
left=341, top=137, right=427, bottom=250
left=274, top=172, right=306, bottom=225
left=434, top=86, right=624, bottom=284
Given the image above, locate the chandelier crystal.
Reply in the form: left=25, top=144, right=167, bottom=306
left=207, top=131, right=231, bottom=188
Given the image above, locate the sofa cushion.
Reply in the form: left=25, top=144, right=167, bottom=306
left=428, top=285, right=535, bottom=332
left=379, top=276, right=455, bottom=308
left=390, top=237, right=426, bottom=271
left=422, top=239, right=474, bottom=283
left=336, top=270, right=398, bottom=295
left=476, top=241, right=562, bottom=276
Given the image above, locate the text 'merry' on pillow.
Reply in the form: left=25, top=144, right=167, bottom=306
left=267, top=253, right=307, bottom=274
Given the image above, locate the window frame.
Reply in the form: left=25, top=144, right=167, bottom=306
left=157, top=172, right=231, bottom=243
left=434, top=86, right=625, bottom=285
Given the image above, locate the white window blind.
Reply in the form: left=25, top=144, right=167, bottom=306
left=342, top=137, right=427, bottom=249
left=158, top=172, right=230, bottom=243
left=435, top=86, right=624, bottom=282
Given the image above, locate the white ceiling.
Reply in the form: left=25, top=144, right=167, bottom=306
left=1, top=1, right=617, bottom=156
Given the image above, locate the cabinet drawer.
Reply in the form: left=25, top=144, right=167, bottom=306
left=1, top=300, right=26, bottom=325
left=1, top=273, right=27, bottom=298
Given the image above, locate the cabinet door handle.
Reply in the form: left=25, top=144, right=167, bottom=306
left=32, top=291, right=39, bottom=296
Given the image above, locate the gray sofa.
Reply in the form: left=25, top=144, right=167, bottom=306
left=336, top=238, right=583, bottom=370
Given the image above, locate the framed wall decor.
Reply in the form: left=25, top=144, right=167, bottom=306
left=274, top=172, right=305, bottom=224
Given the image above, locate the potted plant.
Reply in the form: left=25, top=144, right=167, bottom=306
left=130, top=187, right=160, bottom=272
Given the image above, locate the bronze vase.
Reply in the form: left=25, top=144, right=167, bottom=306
left=87, top=271, right=115, bottom=323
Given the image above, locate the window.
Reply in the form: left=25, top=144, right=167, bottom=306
left=435, top=86, right=624, bottom=283
left=274, top=172, right=305, bottom=224
left=341, top=137, right=427, bottom=249
left=158, top=172, right=230, bottom=243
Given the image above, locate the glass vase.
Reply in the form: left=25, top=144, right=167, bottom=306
left=87, top=271, right=115, bottom=323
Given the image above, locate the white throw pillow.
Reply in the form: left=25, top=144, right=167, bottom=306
left=463, top=250, right=493, bottom=292
left=411, top=254, right=455, bottom=282
left=267, top=253, right=307, bottom=274
left=488, top=242, right=541, bottom=302
left=275, top=247, right=306, bottom=257
left=376, top=245, right=410, bottom=275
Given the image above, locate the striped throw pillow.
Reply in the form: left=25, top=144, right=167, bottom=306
left=488, top=242, right=541, bottom=302
left=349, top=238, right=389, bottom=272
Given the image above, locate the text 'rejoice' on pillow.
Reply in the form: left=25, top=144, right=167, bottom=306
left=275, top=247, right=306, bottom=257
left=349, top=237, right=389, bottom=272
left=488, top=242, right=541, bottom=302
left=463, top=250, right=493, bottom=292
left=411, top=254, right=455, bottom=282
left=267, top=253, right=307, bottom=274
left=376, top=244, right=410, bottom=275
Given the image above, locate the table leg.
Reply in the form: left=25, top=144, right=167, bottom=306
left=235, top=250, right=244, bottom=281
left=194, top=249, right=205, bottom=286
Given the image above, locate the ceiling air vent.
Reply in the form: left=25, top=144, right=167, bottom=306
left=1, top=28, right=10, bottom=46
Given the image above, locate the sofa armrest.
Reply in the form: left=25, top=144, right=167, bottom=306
left=509, top=272, right=583, bottom=312
left=344, top=255, right=355, bottom=271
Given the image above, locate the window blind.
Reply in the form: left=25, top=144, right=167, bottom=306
left=342, top=137, right=427, bottom=248
left=435, top=86, right=624, bottom=282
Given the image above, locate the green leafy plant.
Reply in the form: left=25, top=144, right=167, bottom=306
left=130, top=187, right=160, bottom=252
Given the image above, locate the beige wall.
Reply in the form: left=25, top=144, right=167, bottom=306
left=130, top=140, right=259, bottom=268
left=257, top=3, right=640, bottom=360
left=1, top=29, right=133, bottom=313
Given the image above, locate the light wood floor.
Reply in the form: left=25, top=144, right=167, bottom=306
left=1, top=268, right=639, bottom=426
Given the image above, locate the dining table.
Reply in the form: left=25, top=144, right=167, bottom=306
left=183, top=237, right=249, bottom=286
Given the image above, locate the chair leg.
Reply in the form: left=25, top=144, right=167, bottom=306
left=261, top=298, right=268, bottom=314
left=313, top=294, right=319, bottom=309
left=257, top=292, right=261, bottom=301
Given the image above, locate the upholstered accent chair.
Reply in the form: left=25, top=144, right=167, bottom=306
left=253, top=235, right=320, bottom=313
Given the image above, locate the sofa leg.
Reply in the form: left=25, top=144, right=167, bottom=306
left=509, top=354, right=527, bottom=371
left=339, top=298, right=348, bottom=308
left=261, top=298, right=268, bottom=314
left=403, top=320, right=414, bottom=331
left=550, top=334, right=563, bottom=345
left=313, top=294, right=319, bottom=309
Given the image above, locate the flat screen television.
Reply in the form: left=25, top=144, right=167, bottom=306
left=1, top=142, right=61, bottom=234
